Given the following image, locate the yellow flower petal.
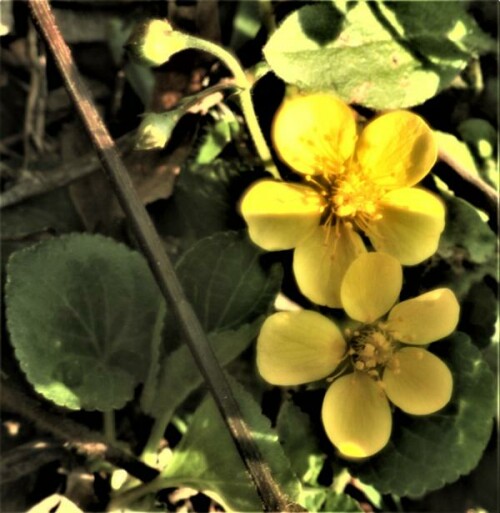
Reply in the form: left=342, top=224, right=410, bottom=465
left=322, top=372, right=392, bottom=458
left=341, top=252, right=402, bottom=323
left=239, top=180, right=324, bottom=250
left=366, top=187, right=445, bottom=265
left=272, top=93, right=357, bottom=176
left=293, top=223, right=366, bottom=308
left=355, top=111, right=437, bottom=189
left=387, top=288, right=460, bottom=345
left=383, top=348, right=453, bottom=415
left=256, top=310, right=346, bottom=386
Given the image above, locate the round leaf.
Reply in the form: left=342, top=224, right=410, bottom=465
left=6, top=234, right=162, bottom=411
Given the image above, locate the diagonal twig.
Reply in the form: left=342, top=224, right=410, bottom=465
left=28, top=1, right=297, bottom=511
left=1, top=381, right=160, bottom=483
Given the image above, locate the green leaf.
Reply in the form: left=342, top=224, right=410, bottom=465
left=276, top=400, right=325, bottom=485
left=195, top=108, right=240, bottom=165
left=300, top=488, right=362, bottom=513
left=1, top=189, right=82, bottom=272
left=264, top=2, right=494, bottom=109
left=176, top=231, right=282, bottom=331
left=351, top=332, right=496, bottom=497
left=6, top=234, right=163, bottom=410
left=160, top=377, right=301, bottom=511
left=142, top=320, right=261, bottom=419
left=439, top=192, right=497, bottom=265
left=156, top=159, right=260, bottom=252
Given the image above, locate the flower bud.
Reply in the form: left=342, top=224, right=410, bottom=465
left=126, top=19, right=189, bottom=67
left=136, top=112, right=180, bottom=150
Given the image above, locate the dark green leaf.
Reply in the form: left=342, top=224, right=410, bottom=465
left=6, top=234, right=163, bottom=410
left=175, top=231, right=282, bottom=331
left=351, top=333, right=496, bottom=497
left=439, top=192, right=497, bottom=265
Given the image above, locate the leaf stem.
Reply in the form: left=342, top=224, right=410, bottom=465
left=183, top=34, right=280, bottom=179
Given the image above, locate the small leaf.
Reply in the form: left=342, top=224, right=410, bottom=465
left=143, top=320, right=261, bottom=419
left=351, top=333, right=496, bottom=497
left=175, top=231, right=283, bottom=331
left=6, top=234, right=162, bottom=410
left=160, top=377, right=301, bottom=511
left=264, top=2, right=494, bottom=109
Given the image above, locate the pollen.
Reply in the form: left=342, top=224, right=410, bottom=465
left=349, top=327, right=395, bottom=379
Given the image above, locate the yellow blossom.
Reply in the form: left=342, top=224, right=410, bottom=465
left=256, top=253, right=459, bottom=458
left=240, top=93, right=445, bottom=307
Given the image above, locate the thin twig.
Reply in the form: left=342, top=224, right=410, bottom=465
left=0, top=134, right=133, bottom=209
left=1, top=381, right=160, bottom=483
left=437, top=145, right=499, bottom=231
left=28, top=2, right=296, bottom=511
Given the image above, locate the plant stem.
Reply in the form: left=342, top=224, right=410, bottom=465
left=184, top=34, right=280, bottom=179
left=104, top=410, right=117, bottom=444
left=108, top=476, right=178, bottom=511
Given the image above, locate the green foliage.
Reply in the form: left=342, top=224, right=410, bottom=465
left=439, top=192, right=497, bottom=266
left=156, top=159, right=259, bottom=252
left=175, top=231, right=282, bottom=331
left=6, top=234, right=163, bottom=410
left=142, top=320, right=261, bottom=419
left=264, top=1, right=493, bottom=109
left=301, top=488, right=363, bottom=513
left=351, top=333, right=496, bottom=497
left=276, top=400, right=325, bottom=486
left=195, top=109, right=240, bottom=164
left=159, top=377, right=301, bottom=511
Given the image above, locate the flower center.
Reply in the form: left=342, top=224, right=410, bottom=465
left=304, top=161, right=384, bottom=233
left=332, top=166, right=383, bottom=219
left=347, top=326, right=395, bottom=380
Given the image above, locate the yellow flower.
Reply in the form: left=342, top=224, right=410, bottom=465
left=240, top=93, right=445, bottom=307
left=257, top=253, right=459, bottom=458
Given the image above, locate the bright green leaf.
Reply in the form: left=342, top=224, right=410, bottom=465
left=175, top=231, right=283, bottom=331
left=264, top=2, right=494, bottom=109
left=351, top=332, right=496, bottom=497
left=6, top=234, right=163, bottom=410
left=160, top=377, right=301, bottom=511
